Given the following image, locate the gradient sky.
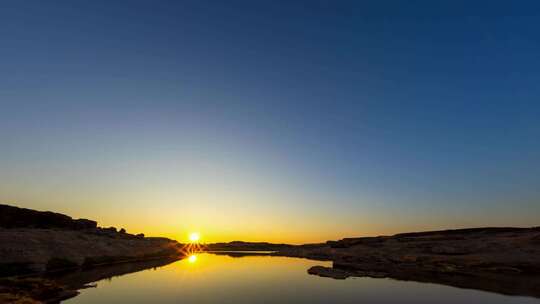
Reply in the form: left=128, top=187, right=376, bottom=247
left=1, top=1, right=539, bottom=243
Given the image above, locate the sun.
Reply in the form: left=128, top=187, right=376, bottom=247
left=189, top=232, right=200, bottom=243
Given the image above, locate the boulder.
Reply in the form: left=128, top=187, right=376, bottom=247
left=307, top=266, right=349, bottom=279
left=104, top=227, right=117, bottom=233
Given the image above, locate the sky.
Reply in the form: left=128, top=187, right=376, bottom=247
left=1, top=0, right=539, bottom=243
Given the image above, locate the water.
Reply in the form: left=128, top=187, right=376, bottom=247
left=64, top=253, right=538, bottom=304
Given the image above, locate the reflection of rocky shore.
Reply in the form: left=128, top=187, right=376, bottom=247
left=3, top=203, right=540, bottom=301
left=280, top=227, right=540, bottom=298
left=308, top=265, right=540, bottom=297
left=48, top=257, right=180, bottom=291
left=207, top=227, right=540, bottom=298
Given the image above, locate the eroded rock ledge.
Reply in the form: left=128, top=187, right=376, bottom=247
left=280, top=227, right=540, bottom=297
left=0, top=204, right=185, bottom=303
left=0, top=204, right=183, bottom=276
left=0, top=204, right=183, bottom=274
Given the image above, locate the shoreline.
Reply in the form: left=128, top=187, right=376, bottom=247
left=1, top=204, right=539, bottom=302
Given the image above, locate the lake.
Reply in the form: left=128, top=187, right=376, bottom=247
left=64, top=253, right=537, bottom=304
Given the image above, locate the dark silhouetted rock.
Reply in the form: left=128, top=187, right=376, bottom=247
left=46, top=258, right=79, bottom=271
left=328, top=236, right=387, bottom=248
left=0, top=277, right=79, bottom=304
left=278, top=226, right=540, bottom=297
left=430, top=245, right=470, bottom=255
left=0, top=205, right=182, bottom=278
left=104, top=227, right=117, bottom=233
left=73, top=219, right=97, bottom=230
left=0, top=204, right=96, bottom=230
left=308, top=266, right=348, bottom=279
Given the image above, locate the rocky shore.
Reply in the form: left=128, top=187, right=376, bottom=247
left=3, top=204, right=540, bottom=301
left=206, top=227, right=540, bottom=297
left=0, top=204, right=184, bottom=303
left=277, top=227, right=540, bottom=297
left=0, top=257, right=179, bottom=303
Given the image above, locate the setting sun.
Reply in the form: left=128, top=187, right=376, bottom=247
left=189, top=232, right=200, bottom=243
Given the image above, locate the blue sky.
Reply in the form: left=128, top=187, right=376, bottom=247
left=1, top=1, right=539, bottom=242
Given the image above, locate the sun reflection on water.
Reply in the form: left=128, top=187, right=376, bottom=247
left=178, top=233, right=204, bottom=266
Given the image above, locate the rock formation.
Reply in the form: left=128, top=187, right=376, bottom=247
left=0, top=204, right=183, bottom=277
left=277, top=227, right=540, bottom=297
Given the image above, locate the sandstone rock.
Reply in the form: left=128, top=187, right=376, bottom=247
left=0, top=228, right=180, bottom=276
left=0, top=205, right=181, bottom=277
left=308, top=266, right=349, bottom=279
left=487, top=266, right=522, bottom=274
left=328, top=237, right=386, bottom=248
left=362, top=271, right=388, bottom=278
left=0, top=204, right=96, bottom=231
left=73, top=219, right=97, bottom=230
left=104, top=227, right=117, bottom=233
left=430, top=245, right=470, bottom=255
left=278, top=226, right=540, bottom=296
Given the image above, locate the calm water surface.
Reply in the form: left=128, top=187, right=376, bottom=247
left=65, top=253, right=538, bottom=304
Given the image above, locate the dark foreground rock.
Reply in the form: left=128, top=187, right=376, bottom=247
left=0, top=204, right=187, bottom=303
left=0, top=277, right=78, bottom=304
left=0, top=204, right=185, bottom=303
left=0, top=204, right=183, bottom=277
left=0, top=204, right=97, bottom=230
left=0, top=228, right=181, bottom=276
left=278, top=227, right=540, bottom=298
left=307, top=265, right=349, bottom=279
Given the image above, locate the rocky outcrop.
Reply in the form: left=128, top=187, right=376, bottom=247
left=308, top=265, right=387, bottom=280
left=0, top=228, right=181, bottom=276
left=0, top=204, right=183, bottom=277
left=278, top=227, right=540, bottom=297
left=307, top=266, right=349, bottom=279
left=0, top=205, right=97, bottom=230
